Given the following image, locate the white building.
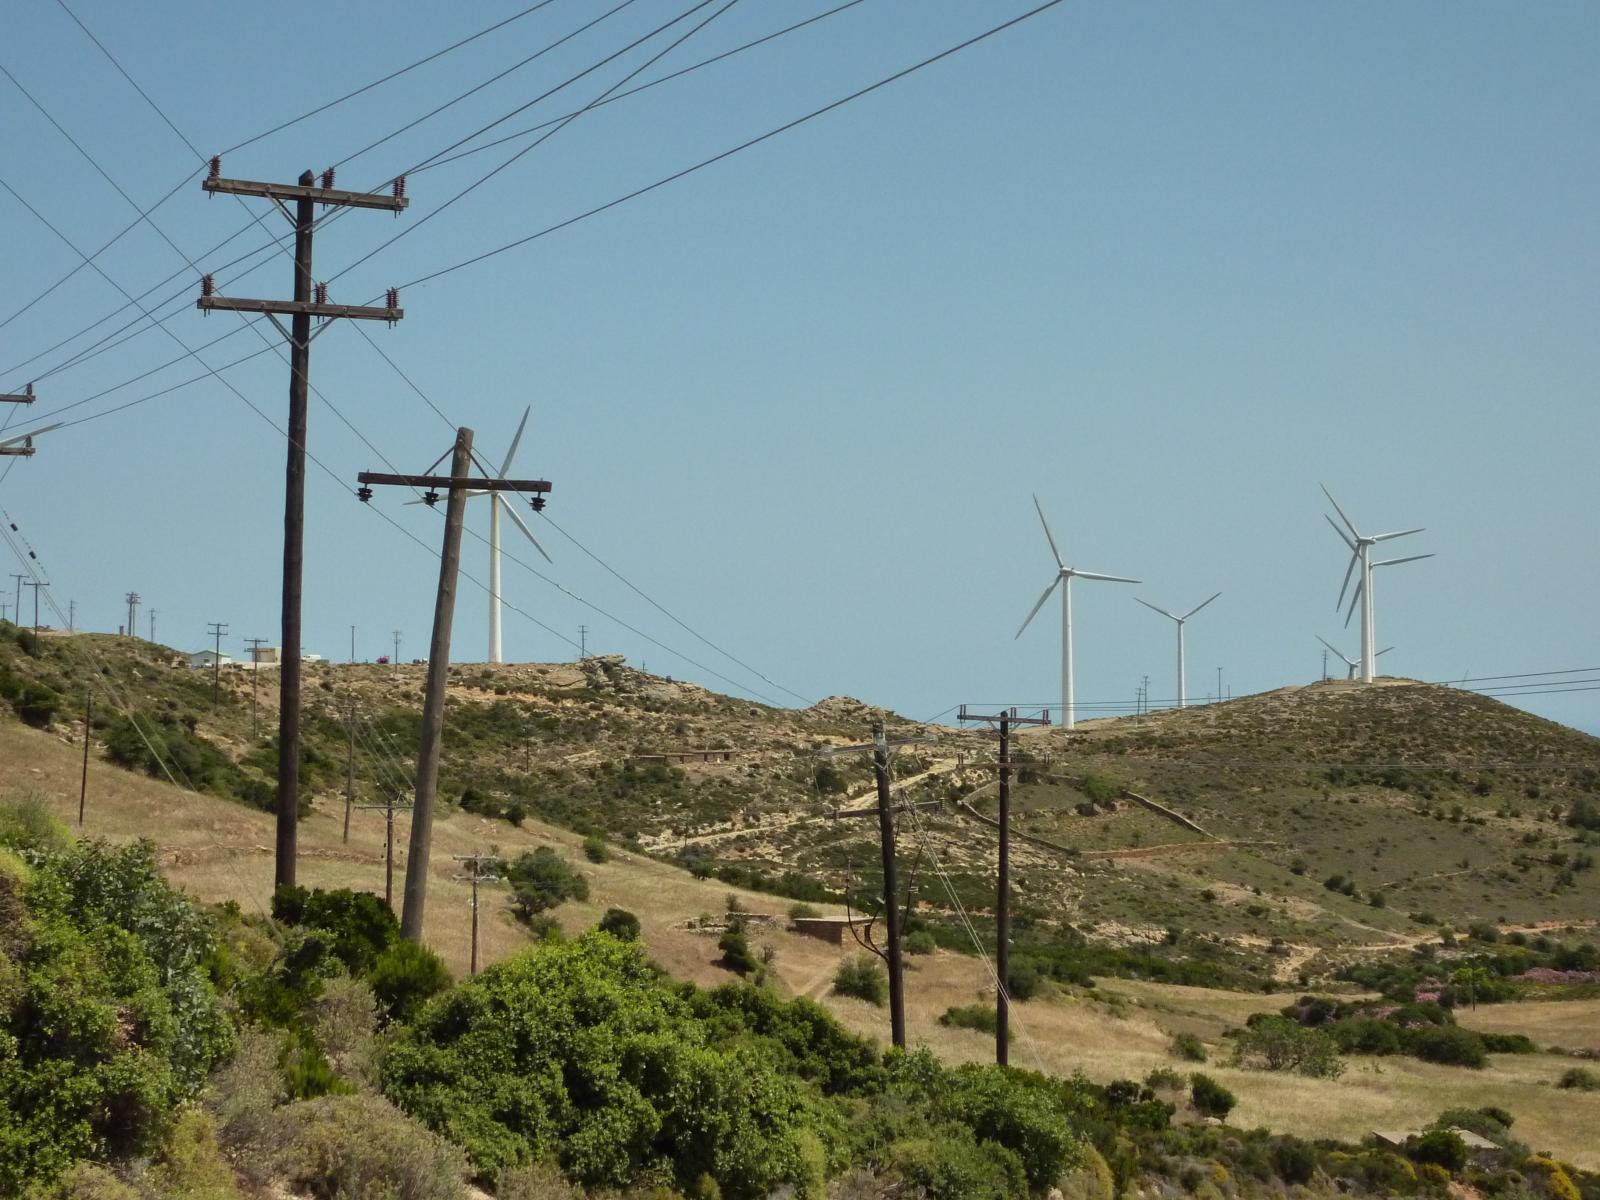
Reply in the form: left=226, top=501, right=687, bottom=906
left=189, top=650, right=234, bottom=669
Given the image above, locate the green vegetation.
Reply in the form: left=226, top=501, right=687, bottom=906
left=503, top=847, right=589, bottom=920
left=1188, top=1073, right=1236, bottom=1119
left=832, top=954, right=888, bottom=1005
left=940, top=1003, right=1003, bottom=1038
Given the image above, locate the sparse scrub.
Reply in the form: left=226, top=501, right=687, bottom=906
left=832, top=954, right=888, bottom=1005
left=1169, top=1031, right=1207, bottom=1062
left=1189, top=1073, right=1236, bottom=1120
left=940, top=1003, right=1002, bottom=1037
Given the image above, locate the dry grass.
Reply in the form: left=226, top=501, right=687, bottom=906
left=1458, top=997, right=1600, bottom=1052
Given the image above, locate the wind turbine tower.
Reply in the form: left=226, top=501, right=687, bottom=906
left=1321, top=485, right=1433, bottom=683
left=1016, top=495, right=1138, bottom=730
left=1316, top=636, right=1393, bottom=682
left=1135, top=592, right=1220, bottom=708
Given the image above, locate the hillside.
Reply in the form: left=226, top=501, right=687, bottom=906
left=3, top=620, right=1599, bottom=975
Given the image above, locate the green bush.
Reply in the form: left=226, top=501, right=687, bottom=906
left=368, top=939, right=451, bottom=1022
left=1232, top=1016, right=1345, bottom=1078
left=833, top=955, right=888, bottom=1006
left=504, top=847, right=588, bottom=919
left=903, top=929, right=937, bottom=956
left=271, top=884, right=398, bottom=974
left=582, top=833, right=610, bottom=863
left=1004, top=959, right=1042, bottom=1002
left=1170, top=1031, right=1207, bottom=1062
left=1557, top=1066, right=1600, bottom=1091
left=1410, top=1026, right=1487, bottom=1068
left=266, top=1092, right=469, bottom=1200
left=381, top=935, right=822, bottom=1196
left=1273, top=1136, right=1318, bottom=1185
left=597, top=907, right=641, bottom=941
left=939, top=1003, right=1001, bottom=1038
left=1189, top=1073, right=1236, bottom=1120
left=1404, top=1130, right=1467, bottom=1172
left=888, top=1135, right=1024, bottom=1200
left=788, top=902, right=821, bottom=921
left=718, top=926, right=759, bottom=976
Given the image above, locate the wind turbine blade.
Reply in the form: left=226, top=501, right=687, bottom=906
left=499, top=406, right=530, bottom=477
left=1015, top=576, right=1061, bottom=639
left=501, top=498, right=553, bottom=564
left=1135, top=598, right=1179, bottom=622
left=1335, top=549, right=1359, bottom=611
left=1373, top=553, right=1434, bottom=568
left=1323, top=513, right=1356, bottom=552
left=1320, top=484, right=1362, bottom=539
left=0, top=423, right=62, bottom=449
left=1181, top=591, right=1221, bottom=620
left=1032, top=494, right=1065, bottom=569
left=1316, top=635, right=1357, bottom=668
left=1075, top=571, right=1139, bottom=584
left=1372, top=526, right=1424, bottom=542
left=406, top=489, right=490, bottom=506
left=1376, top=646, right=1395, bottom=658
left=1343, top=578, right=1363, bottom=628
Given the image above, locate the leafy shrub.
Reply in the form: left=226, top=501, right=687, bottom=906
left=1189, top=1073, right=1236, bottom=1119
left=271, top=884, right=398, bottom=974
left=368, top=939, right=451, bottom=1022
left=496, top=1161, right=583, bottom=1199
left=0, top=789, right=67, bottom=850
left=1004, top=959, right=1042, bottom=1002
left=888, top=1136, right=1023, bottom=1200
left=903, top=929, right=937, bottom=956
left=1170, top=1031, right=1207, bottom=1062
left=1232, top=1016, right=1345, bottom=1078
left=940, top=1064, right=1085, bottom=1191
left=582, top=834, right=610, bottom=863
left=1403, top=1130, right=1467, bottom=1172
left=597, top=907, right=641, bottom=941
left=504, top=847, right=588, bottom=919
left=940, top=1003, right=1001, bottom=1037
left=381, top=935, right=822, bottom=1196
left=717, top=926, right=759, bottom=976
left=788, top=902, right=821, bottom=921
left=1273, top=1136, right=1318, bottom=1185
left=833, top=955, right=887, bottom=1006
left=266, top=1092, right=469, bottom=1200
left=1558, top=1066, right=1600, bottom=1091
left=1410, top=1026, right=1487, bottom=1068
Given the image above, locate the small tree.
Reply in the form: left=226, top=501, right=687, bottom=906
left=1232, top=1016, right=1345, bottom=1078
left=717, top=927, right=758, bottom=976
left=1404, top=1131, right=1467, bottom=1172
left=832, top=955, right=887, bottom=1006
left=598, top=908, right=640, bottom=942
left=504, top=847, right=588, bottom=920
left=582, top=834, right=610, bottom=863
left=1189, top=1073, right=1236, bottom=1120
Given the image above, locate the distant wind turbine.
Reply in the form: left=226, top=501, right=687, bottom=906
left=1016, top=494, right=1138, bottom=730
left=1316, top=635, right=1393, bottom=681
left=1321, top=485, right=1433, bottom=684
left=407, top=406, right=549, bottom=663
left=1135, top=592, right=1220, bottom=709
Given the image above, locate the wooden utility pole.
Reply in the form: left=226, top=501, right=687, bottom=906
left=11, top=577, right=25, bottom=623
left=355, top=791, right=413, bottom=909
left=357, top=429, right=551, bottom=940
left=343, top=698, right=356, bottom=843
left=24, top=580, right=46, bottom=631
left=78, top=692, right=92, bottom=827
left=392, top=630, right=402, bottom=679
left=957, top=705, right=1050, bottom=1065
left=452, top=852, right=501, bottom=975
left=244, top=638, right=268, bottom=737
left=125, top=592, right=139, bottom=638
left=197, top=160, right=408, bottom=891
left=820, top=721, right=939, bottom=1050
left=207, top=621, right=229, bottom=702
left=149, top=608, right=157, bottom=643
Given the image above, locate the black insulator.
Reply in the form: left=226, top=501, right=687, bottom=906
left=321, top=167, right=335, bottom=190
left=315, top=282, right=328, bottom=305
left=393, top=175, right=406, bottom=200
left=208, top=155, right=220, bottom=181
left=423, top=490, right=440, bottom=507
left=529, top=496, right=546, bottom=512
left=357, top=485, right=373, bottom=503
left=201, top=274, right=215, bottom=297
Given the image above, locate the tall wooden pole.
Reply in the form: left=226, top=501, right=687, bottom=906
left=275, top=171, right=316, bottom=889
left=401, top=428, right=474, bottom=941
left=343, top=699, right=355, bottom=843
left=78, top=693, right=92, bottom=827
left=871, top=719, right=906, bottom=1049
left=996, top=711, right=1012, bottom=1065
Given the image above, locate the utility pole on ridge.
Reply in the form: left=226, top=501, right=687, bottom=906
left=125, top=593, right=139, bottom=639
left=196, top=158, right=408, bottom=891
left=207, top=622, right=229, bottom=703
left=25, top=581, right=47, bottom=631
left=244, top=638, right=268, bottom=737
left=344, top=698, right=356, bottom=844
left=357, top=427, right=551, bottom=941
left=150, top=609, right=157, bottom=643
left=958, top=704, right=1050, bottom=1065
left=355, top=790, right=414, bottom=909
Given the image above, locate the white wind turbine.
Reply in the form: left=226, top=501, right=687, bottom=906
left=409, top=407, right=549, bottom=663
left=1316, top=636, right=1393, bottom=682
left=1134, top=592, right=1220, bottom=708
left=1321, top=485, right=1432, bottom=684
left=1016, top=494, right=1138, bottom=730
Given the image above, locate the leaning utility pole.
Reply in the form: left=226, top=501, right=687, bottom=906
left=207, top=621, right=229, bottom=703
left=11, top=577, right=25, bottom=623
left=343, top=699, right=356, bottom=843
left=958, top=704, right=1050, bottom=1065
left=24, top=581, right=46, bottom=631
left=357, top=428, right=551, bottom=940
left=125, top=592, right=139, bottom=639
left=355, top=791, right=414, bottom=909
left=197, top=158, right=408, bottom=891
left=819, top=721, right=939, bottom=1050
left=451, top=851, right=501, bottom=975
left=244, top=637, right=268, bottom=737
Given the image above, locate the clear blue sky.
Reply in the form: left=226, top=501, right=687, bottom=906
left=3, top=1, right=1596, bottom=733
